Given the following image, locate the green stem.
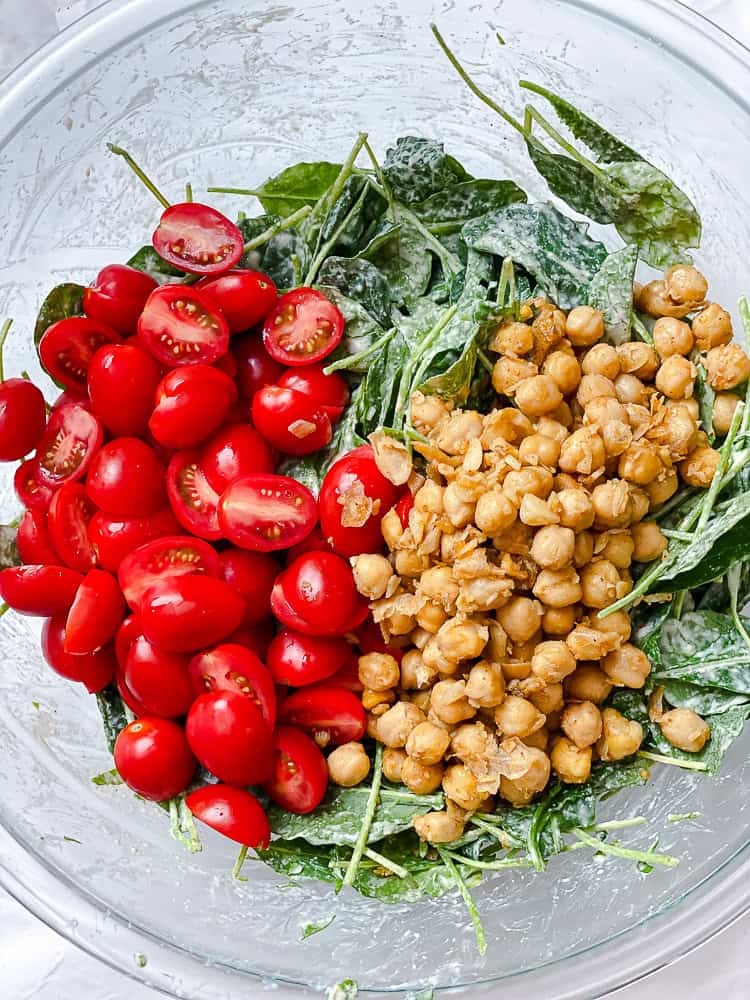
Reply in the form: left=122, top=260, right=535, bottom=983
left=107, top=144, right=171, bottom=209
left=728, top=563, right=750, bottom=654
left=597, top=555, right=670, bottom=619
left=525, top=104, right=609, bottom=181
left=232, top=845, right=248, bottom=880
left=670, top=591, right=687, bottom=620
left=0, top=603, right=9, bottom=618
left=571, top=827, right=679, bottom=868
left=396, top=304, right=459, bottom=414
left=444, top=850, right=533, bottom=871
left=243, top=204, right=312, bottom=253
left=694, top=400, right=744, bottom=534
left=661, top=529, right=695, bottom=542
left=185, top=181, right=193, bottom=203
left=398, top=204, right=463, bottom=277
left=341, top=744, right=383, bottom=888
left=363, top=846, right=408, bottom=878
left=592, top=817, right=647, bottom=832
left=304, top=183, right=370, bottom=285
left=631, top=314, right=655, bottom=345
left=323, top=327, right=396, bottom=374
left=363, top=137, right=397, bottom=225
left=435, top=848, right=487, bottom=956
left=0, top=318, right=12, bottom=382
left=497, top=256, right=516, bottom=307
left=207, top=186, right=267, bottom=197
left=476, top=347, right=494, bottom=375
left=668, top=811, right=701, bottom=823
left=637, top=750, right=708, bottom=772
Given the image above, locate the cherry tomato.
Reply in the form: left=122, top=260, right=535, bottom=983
left=65, top=568, right=125, bottom=654
left=277, top=365, right=349, bottom=422
left=16, top=510, right=59, bottom=565
left=83, top=264, right=157, bottom=335
left=270, top=580, right=368, bottom=637
left=139, top=576, right=245, bottom=653
left=166, top=450, right=221, bottom=540
left=355, top=616, right=404, bottom=664
left=188, top=643, right=276, bottom=727
left=217, top=548, right=278, bottom=626
left=262, top=725, right=328, bottom=814
left=86, top=437, right=166, bottom=517
left=115, top=613, right=141, bottom=668
left=272, top=551, right=358, bottom=633
left=152, top=202, right=244, bottom=276
left=196, top=270, right=277, bottom=334
left=232, top=334, right=283, bottom=399
left=200, top=423, right=274, bottom=495
left=186, top=784, right=270, bottom=848
left=218, top=474, right=316, bottom=552
left=116, top=669, right=153, bottom=718
left=14, top=459, right=56, bottom=511
left=251, top=385, right=332, bottom=457
left=48, top=482, right=97, bottom=572
left=318, top=445, right=400, bottom=557
left=138, top=285, right=230, bottom=368
left=0, top=378, right=46, bottom=461
left=326, top=654, right=364, bottom=692
left=262, top=288, right=344, bottom=366
left=148, top=365, right=238, bottom=450
left=118, top=535, right=220, bottom=610
left=0, top=565, right=82, bottom=616
left=123, top=635, right=195, bottom=718
left=285, top=526, right=334, bottom=564
left=394, top=490, right=414, bottom=529
left=214, top=351, right=238, bottom=380
left=226, top=619, right=274, bottom=659
left=266, top=629, right=351, bottom=687
left=87, top=343, right=161, bottom=437
left=88, top=507, right=181, bottom=573
left=278, top=685, right=366, bottom=748
left=185, top=690, right=273, bottom=785
left=41, top=616, right=116, bottom=692
left=114, top=717, right=196, bottom=801
left=39, top=316, right=121, bottom=393
left=35, top=403, right=103, bottom=488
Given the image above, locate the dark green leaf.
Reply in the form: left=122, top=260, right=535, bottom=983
left=320, top=286, right=385, bottom=366
left=95, top=686, right=129, bottom=754
left=127, top=246, right=184, bottom=283
left=526, top=138, right=613, bottom=224
left=420, top=339, right=478, bottom=405
left=318, top=257, right=392, bottom=327
left=252, top=161, right=343, bottom=217
left=301, top=915, right=335, bottom=939
left=587, top=245, right=638, bottom=344
left=239, top=216, right=308, bottom=288
left=645, top=610, right=750, bottom=696
left=650, top=704, right=749, bottom=774
left=382, top=137, right=470, bottom=204
left=360, top=213, right=433, bottom=307
left=318, top=175, right=387, bottom=259
left=410, top=178, right=527, bottom=230
left=33, top=283, right=85, bottom=348
left=656, top=680, right=749, bottom=717
left=0, top=525, right=20, bottom=569
left=91, top=768, right=123, bottom=786
left=694, top=358, right=716, bottom=444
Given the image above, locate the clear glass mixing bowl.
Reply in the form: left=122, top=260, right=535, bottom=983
left=1, top=0, right=749, bottom=995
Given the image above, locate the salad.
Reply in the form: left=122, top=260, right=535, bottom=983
left=2, top=26, right=750, bottom=955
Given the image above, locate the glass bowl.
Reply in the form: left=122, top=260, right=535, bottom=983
left=1, top=0, right=749, bottom=996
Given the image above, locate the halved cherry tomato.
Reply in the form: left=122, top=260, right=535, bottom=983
left=118, top=535, right=220, bottom=610
left=123, top=635, right=195, bottom=718
left=116, top=668, right=152, bottom=718
left=355, top=616, right=404, bottom=664
left=16, top=510, right=59, bottom=565
left=218, top=474, right=316, bottom=552
left=138, top=285, right=230, bottom=367
left=83, top=264, right=157, bottom=335
left=39, top=317, right=121, bottom=393
left=217, top=548, right=278, bottom=626
left=87, top=343, right=161, bottom=437
left=277, top=365, right=349, bottom=422
left=270, top=581, right=368, bottom=637
left=188, top=643, right=276, bottom=727
left=285, top=526, right=334, bottom=564
left=0, top=379, right=46, bottom=461
left=262, top=288, right=344, bottom=366
left=114, top=717, right=196, bottom=801
left=266, top=629, right=351, bottom=687
left=272, top=552, right=358, bottom=633
left=185, top=690, right=273, bottom=785
left=262, top=725, right=328, bottom=814
left=166, top=450, right=222, bottom=540
left=394, top=490, right=414, bottom=529
left=48, top=482, right=97, bottom=572
left=278, top=685, right=366, bottom=748
left=318, top=445, right=401, bottom=557
left=139, top=576, right=245, bottom=652
left=148, top=365, right=238, bottom=450
left=232, top=334, right=283, bottom=399
left=152, top=203, right=244, bottom=276
left=41, top=616, right=116, bottom=692
left=35, top=403, right=103, bottom=488
left=196, top=270, right=277, bottom=334
left=251, top=385, right=332, bottom=457
left=88, top=507, right=181, bottom=573
left=186, top=784, right=270, bottom=848
left=86, top=437, right=166, bottom=517
left=326, top=655, right=364, bottom=692
left=115, top=614, right=141, bottom=668
left=0, top=565, right=82, bottom=616
left=65, top=568, right=125, bottom=654
left=200, top=423, right=274, bottom=495
left=226, top=619, right=274, bottom=659
left=14, top=459, right=56, bottom=511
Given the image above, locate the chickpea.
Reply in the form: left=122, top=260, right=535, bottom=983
left=530, top=524, right=575, bottom=570
left=639, top=279, right=691, bottom=319
left=692, top=303, right=733, bottom=351
left=531, top=639, right=577, bottom=683
left=565, top=623, right=613, bottom=660
left=482, top=407, right=533, bottom=447
left=531, top=303, right=567, bottom=351
left=579, top=559, right=621, bottom=609
left=566, top=305, right=604, bottom=346
left=564, top=663, right=613, bottom=704
left=395, top=549, right=430, bottom=577
left=365, top=712, right=380, bottom=739
left=485, top=621, right=508, bottom=661
left=543, top=350, right=582, bottom=395
left=645, top=467, right=679, bottom=508
left=618, top=442, right=663, bottom=485
left=382, top=746, right=407, bottom=782
left=602, top=643, right=651, bottom=688
left=430, top=679, right=476, bottom=724
left=414, top=479, right=443, bottom=516
left=402, top=756, right=444, bottom=794
left=415, top=601, right=449, bottom=634
left=413, top=808, right=465, bottom=843
left=704, top=343, right=750, bottom=391
left=664, top=264, right=708, bottom=309
left=629, top=486, right=650, bottom=523
left=551, top=400, right=573, bottom=428
left=591, top=479, right=632, bottom=528
left=357, top=652, right=400, bottom=692
left=613, top=372, right=647, bottom=405
left=558, top=427, right=606, bottom=475
left=494, top=695, right=546, bottom=737
left=404, top=720, right=449, bottom=765
left=573, top=531, right=594, bottom=568
left=409, top=690, right=432, bottom=712
left=443, top=763, right=488, bottom=811
left=490, top=320, right=534, bottom=356
left=577, top=374, right=617, bottom=408
left=629, top=521, right=666, bottom=563
left=596, top=530, right=634, bottom=569
left=655, top=354, right=696, bottom=400
left=514, top=374, right=563, bottom=417
left=557, top=488, right=595, bottom=531
left=350, top=553, right=393, bottom=599
left=419, top=566, right=459, bottom=610
left=376, top=700, right=426, bottom=747
left=542, top=604, right=577, bottom=635
left=410, top=391, right=450, bottom=433
left=474, top=489, right=516, bottom=534
left=584, top=395, right=629, bottom=429
left=712, top=392, right=742, bottom=436
left=450, top=721, right=489, bottom=761
left=502, top=466, right=554, bottom=506
left=434, top=409, right=484, bottom=456
left=659, top=708, right=711, bottom=753
left=362, top=688, right=395, bottom=711
left=596, top=707, right=644, bottom=761
left=380, top=508, right=405, bottom=550
left=492, top=356, right=538, bottom=396
left=551, top=735, right=592, bottom=783
left=535, top=416, right=570, bottom=444
left=679, top=445, right=720, bottom=488
left=518, top=432, right=561, bottom=468
left=653, top=317, right=694, bottom=358
left=582, top=344, right=620, bottom=379
left=561, top=701, right=602, bottom=749
left=528, top=682, right=564, bottom=715
left=327, top=742, right=371, bottom=787
left=399, top=649, right=436, bottom=690
left=496, top=596, right=544, bottom=643
left=648, top=400, right=698, bottom=461
left=533, top=566, right=583, bottom=608
left=436, top=619, right=487, bottom=664
left=465, top=660, right=506, bottom=707
left=617, top=342, right=660, bottom=381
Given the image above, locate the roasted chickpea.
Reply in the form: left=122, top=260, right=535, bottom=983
left=413, top=807, right=465, bottom=843
left=504, top=740, right=552, bottom=799
left=579, top=559, right=621, bottom=609
left=442, top=481, right=475, bottom=529
left=617, top=342, right=660, bottom=381
left=497, top=596, right=544, bottom=643
left=419, top=566, right=459, bottom=610
left=542, top=604, right=577, bottom=635
left=591, top=479, right=632, bottom=528
left=557, top=488, right=595, bottom=531
left=582, top=344, right=620, bottom=379
left=490, top=320, right=534, bottom=356
left=328, top=742, right=371, bottom=787
left=659, top=708, right=711, bottom=753
left=530, top=524, right=575, bottom=570
left=399, top=649, right=438, bottom=690
left=351, top=553, right=394, bottom=599
left=577, top=373, right=616, bottom=408
left=645, top=467, right=680, bottom=508
left=430, top=679, right=476, bottom=725
left=573, top=531, right=594, bottom=568
left=415, top=601, right=449, bottom=634
left=543, top=350, right=582, bottom=395
left=629, top=521, right=667, bottom=563
left=358, top=652, right=400, bottom=692
left=535, top=416, right=570, bottom=444
left=520, top=494, right=561, bottom=527
left=485, top=621, right=508, bottom=661
left=584, top=395, right=629, bottom=429
left=362, top=688, right=395, bottom=711
left=653, top=317, right=694, bottom=358
left=410, top=391, right=450, bottom=433
left=533, top=566, right=583, bottom=608
left=443, top=763, right=489, bottom=811
left=704, top=343, right=750, bottom=391
left=502, top=466, right=554, bottom=506
left=474, top=489, right=516, bottom=534
left=601, top=643, right=651, bottom=688
left=492, top=356, right=538, bottom=396
left=402, top=756, right=444, bottom=794
left=712, top=392, right=742, bottom=436
left=514, top=374, right=563, bottom=417
left=518, top=433, right=561, bottom=468
left=482, top=407, right=533, bottom=447
left=613, top=372, right=647, bottom=405
left=551, top=735, right=592, bottom=783
left=436, top=619, right=488, bottom=664
left=494, top=695, right=546, bottom=738
left=435, top=410, right=484, bottom=456
left=551, top=399, right=573, bottom=428
left=664, top=264, right=708, bottom=309
left=692, top=303, right=733, bottom=351
left=465, top=660, right=506, bottom=707
left=394, top=549, right=430, bottom=578
left=655, top=354, right=696, bottom=400
left=564, top=663, right=613, bottom=704
left=566, top=305, right=604, bottom=346
left=596, top=707, right=643, bottom=761
left=382, top=747, right=407, bottom=782
left=618, top=442, right=663, bottom=485
left=528, top=682, right=564, bottom=715
left=414, top=479, right=444, bottom=515
left=629, top=486, right=650, bottom=523
left=403, top=720, right=450, bottom=765
left=595, top=530, right=634, bottom=569
left=380, top=508, right=405, bottom=550
left=531, top=639, right=577, bottom=683
left=558, top=427, right=606, bottom=475
left=561, top=701, right=602, bottom=748
left=679, top=445, right=720, bottom=487
left=376, top=701, right=426, bottom=747
left=639, top=279, right=691, bottom=319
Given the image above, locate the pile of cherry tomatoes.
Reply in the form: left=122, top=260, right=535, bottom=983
left=0, top=199, right=408, bottom=850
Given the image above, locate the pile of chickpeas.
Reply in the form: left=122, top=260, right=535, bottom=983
left=327, top=264, right=747, bottom=845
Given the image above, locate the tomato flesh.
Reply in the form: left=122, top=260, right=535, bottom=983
left=185, top=690, right=273, bottom=785
left=88, top=507, right=181, bottom=574
left=262, top=725, right=328, bottom=814
left=114, top=718, right=196, bottom=801
left=149, top=364, right=238, bottom=450
left=138, top=285, right=230, bottom=367
left=200, top=423, right=274, bottom=495
left=0, top=565, right=83, bottom=617
left=153, top=202, right=244, bottom=275
left=139, top=576, right=245, bottom=652
left=218, top=474, right=317, bottom=552
left=278, top=685, right=366, bottom=748
left=124, top=635, right=195, bottom=718
left=167, top=450, right=222, bottom=540
left=266, top=629, right=352, bottom=687
left=65, top=568, right=125, bottom=654
left=83, top=264, right=157, bottom=335
left=39, top=316, right=121, bottom=393
left=196, top=269, right=277, bottom=334
left=35, top=403, right=103, bottom=488
left=277, top=364, right=349, bottom=422
left=14, top=460, right=56, bottom=512
left=87, top=343, right=161, bottom=437
left=118, top=535, right=220, bottom=610
left=0, top=379, right=47, bottom=461
left=186, top=784, right=270, bottom=848
left=251, top=385, right=332, bottom=457
left=42, top=616, right=116, bottom=692
left=48, top=482, right=97, bottom=572
left=262, top=288, right=344, bottom=365
left=188, top=643, right=276, bottom=728
left=17, top=510, right=59, bottom=565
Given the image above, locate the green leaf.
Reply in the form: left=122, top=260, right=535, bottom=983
left=33, top=282, right=85, bottom=347
left=655, top=680, right=749, bottom=717
left=253, top=161, right=343, bottom=217
left=694, top=358, right=716, bottom=444
left=360, top=212, right=433, bottom=307
left=318, top=256, right=392, bottom=327
left=95, top=686, right=129, bottom=754
left=91, top=768, right=123, bottom=786
left=239, top=215, right=308, bottom=288
left=326, top=981, right=358, bottom=1000
left=0, top=525, right=20, bottom=569
left=526, top=138, right=613, bottom=224
left=382, top=136, right=471, bottom=204
left=650, top=704, right=749, bottom=774
left=410, top=178, right=527, bottom=230
left=587, top=245, right=638, bottom=345
left=301, top=915, right=336, bottom=940
left=420, top=338, right=479, bottom=405
left=318, top=175, right=387, bottom=259
left=645, top=610, right=750, bottom=696
left=127, top=246, right=184, bottom=283
left=320, top=286, right=385, bottom=367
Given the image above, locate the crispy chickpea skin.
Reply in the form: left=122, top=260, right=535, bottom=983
left=358, top=652, right=400, bottom=691
left=659, top=708, right=711, bottom=753
left=490, top=320, right=534, bottom=356
left=382, top=747, right=407, bottom=782
left=712, top=392, right=742, bottom=436
left=617, top=342, right=660, bottom=380
left=566, top=305, right=604, bottom=346
left=376, top=701, right=426, bottom=747
left=518, top=432, right=562, bottom=468
left=351, top=553, right=394, bottom=599
left=474, top=489, right=516, bottom=534
left=679, top=446, right=720, bottom=487
left=618, top=442, right=663, bottom=486
left=564, top=664, right=613, bottom=704
left=550, top=735, right=592, bottom=783
left=639, top=279, right=691, bottom=319
left=497, top=596, right=544, bottom=643
left=327, top=742, right=371, bottom=787
left=500, top=751, right=551, bottom=805
left=514, top=374, right=563, bottom=417
left=592, top=480, right=633, bottom=528
left=410, top=391, right=451, bottom=433
left=559, top=427, right=606, bottom=475
left=413, top=806, right=465, bottom=843
left=401, top=756, right=444, bottom=794
left=557, top=488, right=595, bottom=531
left=704, top=343, right=750, bottom=390
left=502, top=466, right=554, bottom=506
left=406, top=721, right=451, bottom=765
left=443, top=763, right=489, bottom=811
left=561, top=700, right=602, bottom=748
left=531, top=640, right=577, bottom=683
left=692, top=303, right=733, bottom=351
left=494, top=695, right=546, bottom=738
left=653, top=317, right=694, bottom=358
left=664, top=264, right=708, bottom=309
left=430, top=679, right=476, bottom=724
left=602, top=643, right=651, bottom=688
left=631, top=521, right=668, bottom=562
left=596, top=708, right=643, bottom=761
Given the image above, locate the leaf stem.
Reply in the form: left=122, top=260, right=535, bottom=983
left=637, top=749, right=708, bottom=772
left=571, top=827, right=679, bottom=867
left=592, top=817, right=647, bottom=831
left=323, top=327, right=396, bottom=374
left=363, top=846, right=409, bottom=878
left=435, top=847, right=487, bottom=956
left=362, top=137, right=397, bottom=225
left=398, top=204, right=463, bottom=277
left=694, top=400, right=744, bottom=534
left=341, top=744, right=383, bottom=888
left=304, top=183, right=370, bottom=285
left=185, top=181, right=193, bottom=203
left=107, top=144, right=171, bottom=209
left=243, top=205, right=312, bottom=253
left=400, top=305, right=459, bottom=412
left=232, top=845, right=248, bottom=880
left=0, top=318, right=13, bottom=382
left=444, top=850, right=533, bottom=871
left=525, top=106, right=608, bottom=182
left=727, top=562, right=750, bottom=654
left=631, top=314, right=655, bottom=345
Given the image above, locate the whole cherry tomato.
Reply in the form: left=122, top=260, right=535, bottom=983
left=218, top=474, right=316, bottom=552
left=41, top=616, right=116, bottom=692
left=196, top=269, right=277, bottom=334
left=285, top=526, right=334, bottom=565
left=270, top=582, right=368, bottom=637
left=148, top=365, right=238, bottom=450
left=200, top=423, right=274, bottom=494
left=137, top=285, right=230, bottom=367
left=39, top=316, right=121, bottom=393
left=318, top=445, right=400, bottom=557
left=188, top=643, right=276, bottom=727
left=277, top=364, right=349, bottom=422
left=87, top=343, right=161, bottom=437
left=123, top=635, right=195, bottom=718
left=152, top=203, right=244, bottom=276
left=232, top=334, right=283, bottom=400
left=114, top=717, right=196, bottom=801
left=166, top=450, right=222, bottom=540
left=64, top=568, right=125, bottom=654
left=118, top=535, right=220, bottom=610
left=88, top=507, right=181, bottom=573
left=355, top=616, right=404, bottom=663
left=14, top=459, right=56, bottom=512
left=251, top=385, right=332, bottom=456
left=35, top=403, right=103, bottom=488
left=86, top=437, right=166, bottom=517
left=217, top=548, right=278, bottom=626
left=83, top=264, right=157, bottom=335
left=271, top=551, right=359, bottom=635
left=48, top=482, right=97, bottom=572
left=278, top=685, right=366, bottom=748
left=0, top=565, right=82, bottom=616
left=186, top=784, right=270, bottom=848
left=115, top=614, right=142, bottom=668
left=226, top=619, right=274, bottom=659
left=0, top=373, right=46, bottom=461
left=266, top=629, right=351, bottom=687
left=185, top=690, right=273, bottom=785
left=139, top=576, right=245, bottom=652
left=262, top=288, right=344, bottom=366
left=16, top=509, right=59, bottom=565
left=116, top=668, right=153, bottom=718
left=262, top=725, right=328, bottom=814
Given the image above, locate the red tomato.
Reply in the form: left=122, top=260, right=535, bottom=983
left=148, top=365, right=238, bottom=450
left=270, top=580, right=368, bottom=637
left=218, top=474, right=316, bottom=552
left=39, top=316, right=121, bottom=393
left=118, top=535, right=220, bottom=610
left=278, top=685, right=366, bottom=748
left=152, top=202, right=244, bottom=276
left=226, top=619, right=274, bottom=659
left=355, top=617, right=404, bottom=664
left=326, top=655, right=363, bottom=692
left=116, top=669, right=152, bottom=717
left=0, top=565, right=82, bottom=616
left=35, top=403, right=103, bottom=488
left=217, top=548, right=277, bottom=626
left=137, top=285, right=230, bottom=367
left=285, top=526, right=334, bottom=564
left=88, top=507, right=181, bottom=573
left=115, top=613, right=141, bottom=667
left=277, top=365, right=349, bottom=422
left=48, top=482, right=97, bottom=572
left=262, top=288, right=344, bottom=366
left=166, top=450, right=221, bottom=540
left=186, top=784, right=270, bottom=847
left=318, top=445, right=400, bottom=557
left=41, top=616, right=116, bottom=692
left=251, top=385, right=332, bottom=457
left=64, top=568, right=125, bottom=654
left=196, top=270, right=277, bottom=334
left=83, top=264, right=157, bottom=335
left=232, top=334, right=283, bottom=399
left=86, top=437, right=166, bottom=517
left=394, top=490, right=414, bottom=529
left=0, top=379, right=46, bottom=461
left=114, top=717, right=196, bottom=801
left=123, top=635, right=195, bottom=718
left=139, top=576, right=245, bottom=652
left=188, top=643, right=276, bottom=727
left=273, top=551, right=358, bottom=633
left=200, top=423, right=274, bottom=494
left=185, top=690, right=273, bottom=785
left=16, top=510, right=59, bottom=565
left=14, top=459, right=56, bottom=512
left=262, top=725, right=328, bottom=814
left=266, top=629, right=351, bottom=686
left=87, top=343, right=161, bottom=437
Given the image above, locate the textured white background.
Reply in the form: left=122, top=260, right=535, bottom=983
left=0, top=1, right=749, bottom=997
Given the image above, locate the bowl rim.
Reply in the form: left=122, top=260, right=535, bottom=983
left=1, top=0, right=749, bottom=995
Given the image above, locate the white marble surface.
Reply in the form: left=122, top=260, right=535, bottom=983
left=0, top=0, right=749, bottom=997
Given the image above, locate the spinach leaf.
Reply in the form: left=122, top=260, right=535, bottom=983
left=302, top=915, right=336, bottom=940
left=525, top=138, right=613, bottom=224
left=127, top=246, right=184, bottom=283
left=33, top=282, right=85, bottom=347
left=360, top=212, right=433, bottom=307
left=327, top=980, right=358, bottom=1000
left=0, top=525, right=20, bottom=569
left=420, top=339, right=479, bottom=405
left=239, top=215, right=308, bottom=288
left=320, top=286, right=385, bottom=365
left=252, top=161, right=343, bottom=217
left=410, top=178, right=527, bottom=231
left=650, top=704, right=749, bottom=774
left=644, top=610, right=750, bottom=696
left=317, top=175, right=387, bottom=259
left=318, top=257, right=392, bottom=327
left=382, top=137, right=471, bottom=204
left=693, top=358, right=716, bottom=444
left=95, top=686, right=129, bottom=754
left=587, top=245, right=638, bottom=344
left=91, top=768, right=123, bottom=786
left=655, top=680, right=749, bottom=717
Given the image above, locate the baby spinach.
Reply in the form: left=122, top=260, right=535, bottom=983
left=250, top=161, right=343, bottom=217
left=320, top=286, right=385, bottom=366
left=318, top=257, right=393, bottom=327
left=95, top=686, right=129, bottom=754
left=382, top=136, right=471, bottom=204
left=650, top=705, right=749, bottom=774
left=645, top=611, right=750, bottom=696
left=587, top=245, right=638, bottom=344
left=359, top=212, right=434, bottom=307
left=239, top=215, right=308, bottom=288
left=410, top=178, right=527, bottom=232
left=33, top=282, right=85, bottom=347
left=127, top=246, right=184, bottom=283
